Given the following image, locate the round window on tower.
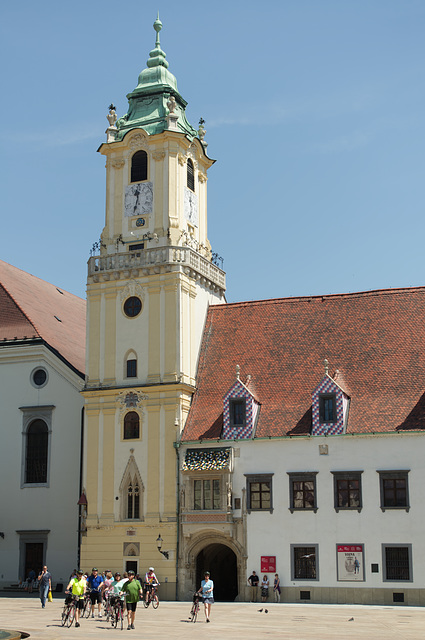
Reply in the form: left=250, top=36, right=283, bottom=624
left=31, top=367, right=48, bottom=388
left=123, top=296, right=142, bottom=318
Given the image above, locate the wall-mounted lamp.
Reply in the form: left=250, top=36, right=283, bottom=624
left=156, top=534, right=169, bottom=560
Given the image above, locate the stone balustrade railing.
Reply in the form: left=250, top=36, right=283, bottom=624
left=87, top=246, right=226, bottom=292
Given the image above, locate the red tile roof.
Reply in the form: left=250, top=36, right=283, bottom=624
left=0, top=259, right=86, bottom=375
left=182, top=288, right=425, bottom=440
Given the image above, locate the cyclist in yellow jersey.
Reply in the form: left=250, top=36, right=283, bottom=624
left=65, top=570, right=87, bottom=627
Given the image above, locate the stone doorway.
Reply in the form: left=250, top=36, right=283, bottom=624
left=196, top=543, right=238, bottom=601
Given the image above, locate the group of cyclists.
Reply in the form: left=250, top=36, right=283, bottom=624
left=65, top=566, right=159, bottom=630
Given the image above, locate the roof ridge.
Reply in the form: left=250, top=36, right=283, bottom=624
left=0, top=282, right=40, bottom=338
left=210, top=285, right=425, bottom=310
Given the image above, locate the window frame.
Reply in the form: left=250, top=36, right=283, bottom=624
left=245, top=474, right=273, bottom=513
left=291, top=544, right=319, bottom=581
left=319, top=393, right=336, bottom=423
left=187, top=158, right=195, bottom=192
left=193, top=478, right=221, bottom=511
left=288, top=472, right=318, bottom=513
left=126, top=479, right=141, bottom=520
left=20, top=405, right=54, bottom=488
left=229, top=397, right=246, bottom=429
left=130, top=150, right=148, bottom=183
left=126, top=358, right=137, bottom=378
left=123, top=411, right=140, bottom=440
left=332, top=471, right=363, bottom=512
left=382, top=544, right=413, bottom=582
left=377, top=470, right=410, bottom=512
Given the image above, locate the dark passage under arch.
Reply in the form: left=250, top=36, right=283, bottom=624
left=196, top=543, right=238, bottom=601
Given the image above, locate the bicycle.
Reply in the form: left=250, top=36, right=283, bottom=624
left=143, top=584, right=159, bottom=608
left=189, top=592, right=200, bottom=622
left=110, top=594, right=125, bottom=629
left=61, top=594, right=78, bottom=627
left=103, top=591, right=114, bottom=621
left=82, top=592, right=92, bottom=618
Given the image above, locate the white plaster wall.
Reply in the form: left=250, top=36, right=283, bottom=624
left=185, top=432, right=425, bottom=590
left=0, top=344, right=84, bottom=585
left=235, top=434, right=425, bottom=588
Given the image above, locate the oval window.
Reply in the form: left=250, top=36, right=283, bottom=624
left=124, top=297, right=142, bottom=318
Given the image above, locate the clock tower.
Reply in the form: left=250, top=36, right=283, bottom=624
left=80, top=16, right=225, bottom=597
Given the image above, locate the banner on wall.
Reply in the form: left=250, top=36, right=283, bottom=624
left=337, top=544, right=364, bottom=581
left=261, top=556, right=276, bottom=573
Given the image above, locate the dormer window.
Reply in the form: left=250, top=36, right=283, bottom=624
left=230, top=398, right=246, bottom=427
left=319, top=394, right=336, bottom=423
left=187, top=158, right=195, bottom=191
left=131, top=150, right=148, bottom=183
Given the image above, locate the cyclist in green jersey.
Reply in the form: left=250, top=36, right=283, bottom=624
left=65, top=570, right=87, bottom=627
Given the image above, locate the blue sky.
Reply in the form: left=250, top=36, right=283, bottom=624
left=1, top=1, right=424, bottom=302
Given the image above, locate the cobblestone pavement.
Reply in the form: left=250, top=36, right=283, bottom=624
left=0, top=597, right=424, bottom=639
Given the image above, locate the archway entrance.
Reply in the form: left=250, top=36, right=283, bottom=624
left=196, top=543, right=238, bottom=601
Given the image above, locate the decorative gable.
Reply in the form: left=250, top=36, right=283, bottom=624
left=312, top=373, right=350, bottom=436
left=222, top=372, right=260, bottom=440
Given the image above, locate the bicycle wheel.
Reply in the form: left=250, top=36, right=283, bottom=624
left=61, top=605, right=69, bottom=626
left=112, top=605, right=118, bottom=628
left=152, top=596, right=159, bottom=609
left=119, top=605, right=124, bottom=630
left=83, top=597, right=91, bottom=617
left=67, top=603, right=76, bottom=627
left=143, top=598, right=149, bottom=608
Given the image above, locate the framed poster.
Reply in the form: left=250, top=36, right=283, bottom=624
left=261, top=556, right=276, bottom=573
left=337, top=544, right=364, bottom=581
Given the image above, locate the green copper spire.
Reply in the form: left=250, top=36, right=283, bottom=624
left=115, top=16, right=197, bottom=139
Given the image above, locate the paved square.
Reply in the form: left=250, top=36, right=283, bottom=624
left=0, top=597, right=424, bottom=639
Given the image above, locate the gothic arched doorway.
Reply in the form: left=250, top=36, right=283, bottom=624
left=196, top=543, right=238, bottom=601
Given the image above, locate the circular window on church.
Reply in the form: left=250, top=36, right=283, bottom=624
left=123, top=296, right=142, bottom=318
left=31, top=367, right=48, bottom=388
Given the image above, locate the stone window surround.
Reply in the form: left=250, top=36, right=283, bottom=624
left=377, top=470, right=410, bottom=512
left=382, top=543, right=413, bottom=582
left=288, top=472, right=318, bottom=513
left=244, top=473, right=274, bottom=513
left=20, top=405, right=54, bottom=488
left=332, top=471, right=363, bottom=512
left=291, top=544, right=319, bottom=581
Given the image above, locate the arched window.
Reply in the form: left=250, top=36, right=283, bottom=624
left=25, top=419, right=48, bottom=483
left=124, top=412, right=140, bottom=440
left=131, top=150, right=148, bottom=183
left=127, top=480, right=140, bottom=519
left=187, top=158, right=195, bottom=191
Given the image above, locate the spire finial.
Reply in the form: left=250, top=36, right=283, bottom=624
left=153, top=12, right=162, bottom=48
left=324, top=358, right=329, bottom=375
left=147, top=13, right=169, bottom=70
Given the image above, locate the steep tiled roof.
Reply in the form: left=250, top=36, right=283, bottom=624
left=182, top=288, right=425, bottom=440
left=0, top=260, right=86, bottom=375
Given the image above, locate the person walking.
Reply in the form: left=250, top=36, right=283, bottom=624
left=87, top=568, right=104, bottom=619
left=198, top=571, right=214, bottom=623
left=120, top=570, right=143, bottom=630
left=65, top=570, right=87, bottom=627
left=273, top=574, right=281, bottom=602
left=248, top=570, right=259, bottom=602
left=261, top=575, right=269, bottom=602
left=38, top=565, right=52, bottom=608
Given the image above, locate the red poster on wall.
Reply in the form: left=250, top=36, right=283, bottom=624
left=261, top=556, right=276, bottom=573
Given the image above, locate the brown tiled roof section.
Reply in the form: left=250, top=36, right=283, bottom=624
left=0, top=260, right=86, bottom=375
left=182, top=288, right=425, bottom=440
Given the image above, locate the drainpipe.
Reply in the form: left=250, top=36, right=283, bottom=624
left=77, top=407, right=85, bottom=569
left=174, top=440, right=181, bottom=601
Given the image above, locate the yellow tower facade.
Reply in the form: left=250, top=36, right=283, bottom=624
left=80, top=17, right=225, bottom=598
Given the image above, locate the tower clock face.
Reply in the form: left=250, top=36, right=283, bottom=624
left=124, top=182, right=153, bottom=217
left=184, top=187, right=198, bottom=226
